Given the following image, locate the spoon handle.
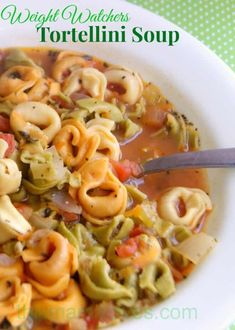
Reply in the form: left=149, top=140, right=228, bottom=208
left=141, top=148, right=235, bottom=176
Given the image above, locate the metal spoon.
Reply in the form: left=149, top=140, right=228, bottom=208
left=138, top=148, right=235, bottom=177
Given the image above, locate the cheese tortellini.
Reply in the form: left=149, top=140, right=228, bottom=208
left=31, top=279, right=86, bottom=324
left=0, top=65, right=42, bottom=103
left=52, top=51, right=89, bottom=83
left=76, top=98, right=123, bottom=123
left=22, top=230, right=78, bottom=297
left=53, top=118, right=99, bottom=168
left=10, top=101, right=61, bottom=147
left=86, top=118, right=120, bottom=160
left=63, top=67, right=107, bottom=100
left=69, top=158, right=127, bottom=224
left=0, top=276, right=32, bottom=327
left=22, top=230, right=86, bottom=324
left=0, top=65, right=59, bottom=104
left=53, top=118, right=120, bottom=168
left=105, top=67, right=144, bottom=105
left=0, top=138, right=21, bottom=195
left=107, top=235, right=162, bottom=269
left=58, top=222, right=105, bottom=257
left=0, top=196, right=32, bottom=243
left=79, top=256, right=133, bottom=300
left=0, top=256, right=32, bottom=327
left=139, top=259, right=176, bottom=299
left=88, top=215, right=134, bottom=247
left=158, top=187, right=212, bottom=229
left=0, top=158, right=21, bottom=195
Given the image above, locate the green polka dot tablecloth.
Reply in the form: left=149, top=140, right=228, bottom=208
left=128, top=0, right=235, bottom=71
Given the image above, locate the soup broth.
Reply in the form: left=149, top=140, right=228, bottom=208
left=0, top=47, right=214, bottom=330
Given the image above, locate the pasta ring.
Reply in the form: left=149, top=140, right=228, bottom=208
left=0, top=276, right=32, bottom=327
left=31, top=279, right=86, bottom=324
left=105, top=67, right=144, bottom=105
left=78, top=256, right=133, bottom=300
left=0, top=196, right=32, bottom=244
left=54, top=118, right=120, bottom=168
left=139, top=259, right=175, bottom=299
left=69, top=158, right=127, bottom=225
left=0, top=138, right=22, bottom=196
left=87, top=118, right=121, bottom=161
left=0, top=158, right=22, bottom=195
left=107, top=234, right=162, bottom=269
left=63, top=67, right=107, bottom=100
left=158, top=187, right=212, bottom=229
left=22, top=231, right=78, bottom=286
left=0, top=65, right=43, bottom=103
left=52, top=51, right=89, bottom=83
left=53, top=119, right=100, bottom=168
left=10, top=102, right=61, bottom=147
left=26, top=78, right=61, bottom=103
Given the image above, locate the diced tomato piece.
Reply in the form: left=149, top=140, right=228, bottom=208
left=130, top=225, right=145, bottom=237
left=111, top=159, right=141, bottom=182
left=180, top=263, right=194, bottom=277
left=91, top=60, right=105, bottom=72
left=170, top=266, right=184, bottom=282
left=107, top=83, right=126, bottom=95
left=0, top=133, right=16, bottom=157
left=57, top=326, right=70, bottom=330
left=84, top=315, right=99, bottom=330
left=14, top=203, right=33, bottom=220
left=62, top=69, right=71, bottom=80
left=0, top=115, right=10, bottom=132
left=123, top=159, right=142, bottom=177
left=51, top=95, right=74, bottom=110
left=115, top=238, right=138, bottom=258
left=59, top=210, right=80, bottom=223
left=111, top=160, right=132, bottom=182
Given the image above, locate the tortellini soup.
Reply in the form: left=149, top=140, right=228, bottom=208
left=0, top=47, right=216, bottom=330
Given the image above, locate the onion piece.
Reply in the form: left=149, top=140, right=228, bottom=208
left=45, top=189, right=82, bottom=214
left=0, top=253, right=17, bottom=266
left=173, top=232, right=217, bottom=264
left=47, top=146, right=68, bottom=182
left=70, top=92, right=91, bottom=101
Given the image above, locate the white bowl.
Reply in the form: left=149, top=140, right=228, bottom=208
left=1, top=0, right=235, bottom=329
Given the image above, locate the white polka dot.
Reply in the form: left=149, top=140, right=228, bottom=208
left=129, top=0, right=234, bottom=71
